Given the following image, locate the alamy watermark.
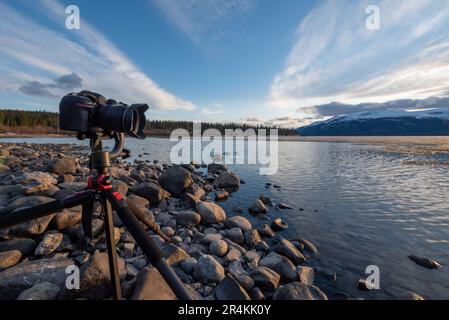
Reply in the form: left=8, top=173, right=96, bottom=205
left=65, top=5, right=80, bottom=30
left=360, top=265, right=381, bottom=290
left=366, top=5, right=380, bottom=30
left=65, top=265, right=80, bottom=290
left=170, top=122, right=279, bottom=175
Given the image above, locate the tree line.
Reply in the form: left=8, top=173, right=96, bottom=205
left=0, top=109, right=298, bottom=136
left=145, top=120, right=298, bottom=136
left=0, top=109, right=59, bottom=129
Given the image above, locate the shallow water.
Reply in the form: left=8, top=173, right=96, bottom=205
left=2, top=136, right=449, bottom=299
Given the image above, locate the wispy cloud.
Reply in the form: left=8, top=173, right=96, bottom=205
left=303, top=97, right=449, bottom=117
left=0, top=0, right=196, bottom=110
left=150, top=0, right=257, bottom=46
left=201, top=108, right=224, bottom=115
left=242, top=116, right=263, bottom=123
left=241, top=114, right=311, bottom=128
left=269, top=0, right=449, bottom=113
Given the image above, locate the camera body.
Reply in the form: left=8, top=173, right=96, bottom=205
left=59, top=90, right=148, bottom=139
left=59, top=91, right=101, bottom=134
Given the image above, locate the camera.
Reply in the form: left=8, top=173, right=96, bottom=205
left=59, top=90, right=148, bottom=139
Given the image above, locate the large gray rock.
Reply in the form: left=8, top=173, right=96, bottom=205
left=273, top=282, right=328, bottom=300
left=17, top=282, right=60, bottom=300
left=227, top=260, right=248, bottom=278
left=1, top=196, right=55, bottom=215
left=215, top=190, right=229, bottom=201
left=225, top=228, right=245, bottom=244
left=126, top=194, right=150, bottom=209
left=224, top=248, right=243, bottom=263
left=200, top=233, right=223, bottom=245
left=57, top=182, right=86, bottom=192
left=0, top=250, right=22, bottom=271
left=250, top=266, right=280, bottom=292
left=257, top=224, right=275, bottom=238
left=158, top=165, right=193, bottom=197
left=224, top=216, right=252, bottom=232
left=54, top=207, right=82, bottom=231
left=215, top=274, right=250, bottom=300
left=48, top=158, right=78, bottom=175
left=165, top=244, right=190, bottom=266
left=110, top=167, right=130, bottom=180
left=193, top=255, right=225, bottom=283
left=131, top=267, right=176, bottom=300
left=274, top=239, right=306, bottom=265
left=17, top=172, right=57, bottom=186
left=215, top=171, right=240, bottom=189
left=9, top=215, right=56, bottom=237
left=76, top=251, right=126, bottom=299
left=180, top=257, right=197, bottom=274
left=244, top=250, right=260, bottom=270
left=24, top=183, right=59, bottom=197
left=296, top=266, right=315, bottom=286
left=35, top=232, right=63, bottom=256
left=248, top=199, right=267, bottom=214
left=175, top=211, right=201, bottom=227
left=244, top=229, right=262, bottom=248
left=208, top=163, right=228, bottom=173
left=293, top=238, right=318, bottom=254
left=259, top=252, right=297, bottom=282
left=156, top=241, right=190, bottom=266
left=209, top=239, right=228, bottom=257
left=196, top=201, right=227, bottom=225
left=0, top=257, right=73, bottom=299
left=0, top=185, right=24, bottom=199
left=408, top=255, right=442, bottom=270
left=250, top=287, right=265, bottom=300
left=133, top=181, right=170, bottom=204
left=186, top=184, right=206, bottom=200
left=234, top=274, right=254, bottom=292
left=0, top=238, right=37, bottom=257
left=3, top=196, right=56, bottom=236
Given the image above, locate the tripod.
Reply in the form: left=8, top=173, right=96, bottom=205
left=0, top=134, right=192, bottom=300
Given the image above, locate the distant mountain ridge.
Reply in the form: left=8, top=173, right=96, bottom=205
left=298, top=108, right=449, bottom=136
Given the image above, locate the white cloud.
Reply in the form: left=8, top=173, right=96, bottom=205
left=269, top=0, right=449, bottom=112
left=150, top=0, right=256, bottom=46
left=240, top=114, right=311, bottom=128
left=201, top=107, right=224, bottom=115
left=0, top=0, right=196, bottom=111
left=265, top=114, right=311, bottom=128
left=242, top=116, right=263, bottom=123
left=303, top=97, right=449, bottom=117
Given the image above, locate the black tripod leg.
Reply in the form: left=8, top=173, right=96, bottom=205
left=101, top=196, right=122, bottom=300
left=0, top=191, right=94, bottom=229
left=126, top=199, right=170, bottom=242
left=106, top=190, right=193, bottom=300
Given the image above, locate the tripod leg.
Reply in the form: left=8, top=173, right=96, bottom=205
left=106, top=190, right=193, bottom=300
left=101, top=197, right=122, bottom=300
left=0, top=191, right=94, bottom=229
left=126, top=199, right=170, bottom=242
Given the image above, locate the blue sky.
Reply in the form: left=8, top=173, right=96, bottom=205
left=1, top=0, right=449, bottom=127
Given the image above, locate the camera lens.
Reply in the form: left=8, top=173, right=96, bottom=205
left=95, top=103, right=149, bottom=139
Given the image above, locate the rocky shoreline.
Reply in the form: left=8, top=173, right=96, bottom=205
left=0, top=142, right=330, bottom=300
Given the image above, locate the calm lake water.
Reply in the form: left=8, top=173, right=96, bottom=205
left=2, top=136, right=449, bottom=300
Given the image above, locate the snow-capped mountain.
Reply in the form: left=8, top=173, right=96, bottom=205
left=298, top=108, right=449, bottom=136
